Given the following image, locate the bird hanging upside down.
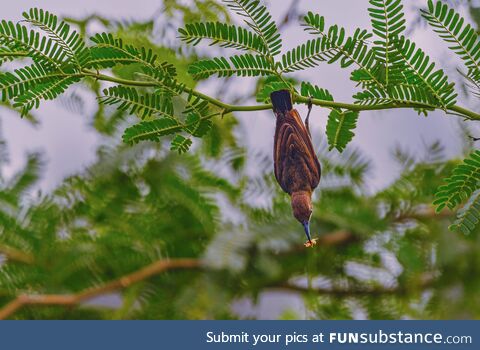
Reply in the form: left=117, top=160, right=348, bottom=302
left=271, top=90, right=321, bottom=248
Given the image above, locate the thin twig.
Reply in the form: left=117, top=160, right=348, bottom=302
left=79, top=69, right=480, bottom=120
left=0, top=245, right=34, bottom=264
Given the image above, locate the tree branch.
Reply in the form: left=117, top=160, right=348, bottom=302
left=271, top=273, right=436, bottom=297
left=0, top=229, right=378, bottom=319
left=0, top=58, right=476, bottom=117
left=0, top=258, right=202, bottom=320
left=0, top=244, right=34, bottom=264
left=79, top=69, right=480, bottom=120
left=0, top=52, right=29, bottom=58
left=0, top=225, right=440, bottom=319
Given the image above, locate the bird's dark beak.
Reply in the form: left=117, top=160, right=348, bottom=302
left=302, top=221, right=312, bottom=243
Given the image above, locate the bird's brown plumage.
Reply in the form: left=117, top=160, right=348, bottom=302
left=272, top=91, right=321, bottom=196
left=271, top=90, right=321, bottom=246
left=273, top=108, right=321, bottom=194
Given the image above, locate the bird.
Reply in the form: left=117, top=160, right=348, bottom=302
left=271, top=90, right=321, bottom=247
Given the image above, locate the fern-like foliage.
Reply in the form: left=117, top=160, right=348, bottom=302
left=14, top=75, right=80, bottom=114
left=300, top=81, right=333, bottom=102
left=0, top=63, right=81, bottom=115
left=256, top=80, right=291, bottom=102
left=170, top=135, right=193, bottom=154
left=188, top=53, right=274, bottom=79
left=449, top=188, right=480, bottom=234
left=421, top=0, right=480, bottom=74
left=0, top=63, right=65, bottom=101
left=22, top=8, right=91, bottom=69
left=139, top=66, right=202, bottom=113
left=123, top=113, right=212, bottom=145
left=392, top=36, right=457, bottom=107
left=123, top=118, right=183, bottom=144
left=0, top=20, right=67, bottom=70
left=89, top=33, right=175, bottom=77
left=325, top=110, right=359, bottom=153
left=223, top=0, right=281, bottom=57
left=0, top=9, right=96, bottom=114
left=100, top=82, right=213, bottom=145
left=462, top=68, right=480, bottom=98
left=99, top=86, right=174, bottom=120
left=354, top=84, right=439, bottom=108
left=423, top=2, right=480, bottom=234
left=368, top=0, right=406, bottom=86
left=301, top=82, right=358, bottom=152
left=280, top=38, right=335, bottom=73
left=0, top=47, right=27, bottom=66
left=0, top=2, right=474, bottom=160
left=301, top=12, right=384, bottom=89
left=178, top=22, right=267, bottom=54
left=434, top=150, right=480, bottom=212
left=181, top=0, right=281, bottom=82
left=184, top=113, right=213, bottom=137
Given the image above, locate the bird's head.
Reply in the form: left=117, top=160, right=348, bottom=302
left=291, top=191, right=313, bottom=242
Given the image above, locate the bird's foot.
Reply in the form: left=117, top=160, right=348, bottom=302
left=304, top=238, right=318, bottom=248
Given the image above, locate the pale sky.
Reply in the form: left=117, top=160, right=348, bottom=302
left=1, top=0, right=477, bottom=193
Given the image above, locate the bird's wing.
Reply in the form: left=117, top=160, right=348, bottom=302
left=274, top=109, right=321, bottom=193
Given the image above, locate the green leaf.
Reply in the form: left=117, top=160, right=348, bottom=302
left=368, top=0, right=406, bottom=86
left=222, top=0, right=282, bottom=57
left=462, top=68, right=480, bottom=98
left=302, top=13, right=384, bottom=89
left=0, top=20, right=67, bottom=69
left=188, top=53, right=274, bottom=79
left=22, top=8, right=90, bottom=69
left=434, top=150, right=480, bottom=212
left=421, top=0, right=480, bottom=74
left=170, top=135, right=193, bottom=154
left=187, top=57, right=232, bottom=79
left=300, top=81, right=334, bottom=101
left=280, top=38, right=333, bottom=73
left=302, top=81, right=360, bottom=152
left=185, top=114, right=213, bottom=137
left=6, top=152, right=43, bottom=198
left=326, top=109, right=359, bottom=152
left=300, top=82, right=357, bottom=152
left=98, top=86, right=174, bottom=120
left=122, top=118, right=182, bottom=144
left=89, top=33, right=175, bottom=76
left=449, top=189, right=480, bottom=234
left=256, top=80, right=291, bottom=102
left=354, top=84, right=438, bottom=108
left=0, top=63, right=67, bottom=101
left=392, top=36, right=457, bottom=107
left=140, top=67, right=210, bottom=119
left=0, top=47, right=27, bottom=66
left=13, top=75, right=80, bottom=115
left=178, top=22, right=267, bottom=54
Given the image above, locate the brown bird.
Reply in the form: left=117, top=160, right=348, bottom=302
left=271, top=90, right=321, bottom=247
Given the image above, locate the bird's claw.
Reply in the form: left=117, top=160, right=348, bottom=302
left=304, top=238, right=318, bottom=248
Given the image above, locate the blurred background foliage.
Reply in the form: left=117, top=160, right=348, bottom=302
left=0, top=0, right=479, bottom=319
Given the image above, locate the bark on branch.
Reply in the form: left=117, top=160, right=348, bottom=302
left=0, top=258, right=202, bottom=320
left=271, top=273, right=436, bottom=297
left=0, top=226, right=439, bottom=319
left=0, top=244, right=34, bottom=264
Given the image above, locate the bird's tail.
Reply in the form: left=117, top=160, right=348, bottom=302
left=270, top=90, right=292, bottom=114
